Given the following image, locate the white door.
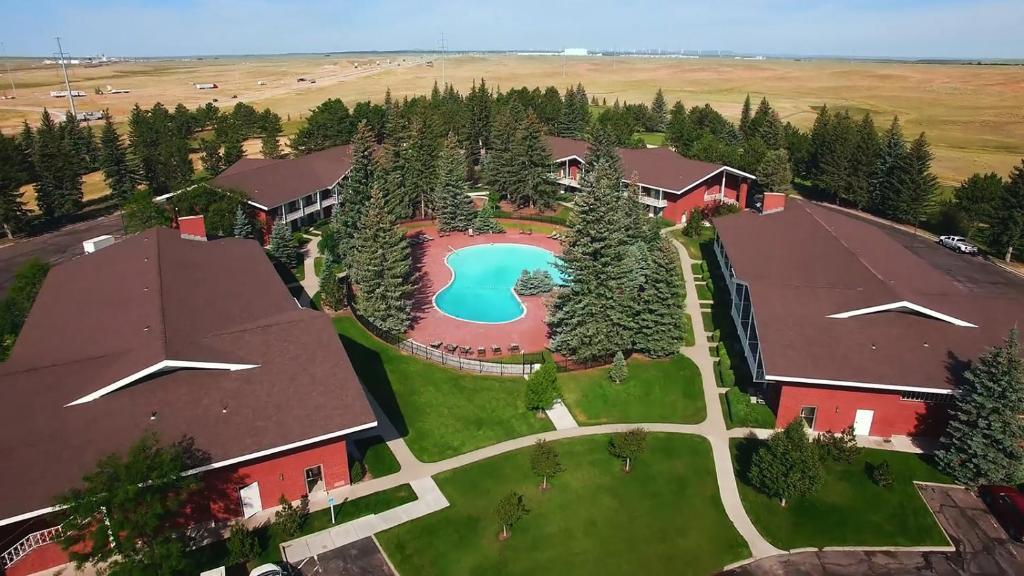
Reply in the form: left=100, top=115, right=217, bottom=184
left=239, top=482, right=262, bottom=519
left=853, top=409, right=874, bottom=436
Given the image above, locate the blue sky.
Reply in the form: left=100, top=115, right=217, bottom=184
left=3, top=0, right=1022, bottom=59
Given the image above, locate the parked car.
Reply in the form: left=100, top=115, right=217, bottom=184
left=979, top=485, right=1024, bottom=541
left=938, top=235, right=979, bottom=255
left=248, top=564, right=292, bottom=576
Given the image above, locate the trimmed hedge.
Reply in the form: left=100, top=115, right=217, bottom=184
left=724, top=387, right=775, bottom=428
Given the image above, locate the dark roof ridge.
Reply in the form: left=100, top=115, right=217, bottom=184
left=154, top=229, right=171, bottom=359
left=803, top=202, right=891, bottom=288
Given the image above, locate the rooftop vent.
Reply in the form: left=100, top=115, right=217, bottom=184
left=83, top=235, right=116, bottom=253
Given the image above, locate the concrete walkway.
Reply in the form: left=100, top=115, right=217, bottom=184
left=298, top=234, right=321, bottom=300
left=280, top=477, right=448, bottom=563
left=668, top=236, right=784, bottom=559
left=545, top=399, right=579, bottom=430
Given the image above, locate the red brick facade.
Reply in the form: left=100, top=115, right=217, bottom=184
left=776, top=382, right=950, bottom=437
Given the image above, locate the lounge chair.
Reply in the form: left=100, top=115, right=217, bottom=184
left=477, top=346, right=486, bottom=356
left=430, top=340, right=443, bottom=348
left=510, top=343, right=521, bottom=353
left=492, top=345, right=502, bottom=354
left=459, top=345, right=472, bottom=354
left=445, top=343, right=457, bottom=353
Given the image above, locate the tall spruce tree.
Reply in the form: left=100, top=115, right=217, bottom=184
left=34, top=109, right=82, bottom=218
left=631, top=238, right=685, bottom=357
left=509, top=111, right=556, bottom=209
left=376, top=113, right=413, bottom=221
left=818, top=111, right=857, bottom=204
left=937, top=329, right=1024, bottom=487
left=758, top=149, right=793, bottom=193
left=848, top=113, right=880, bottom=209
left=267, top=218, right=299, bottom=268
left=222, top=130, right=244, bottom=167
left=232, top=205, right=255, bottom=239
left=433, top=133, right=476, bottom=232
left=954, top=172, right=1003, bottom=239
left=807, top=104, right=832, bottom=187
left=17, top=120, right=36, bottom=182
left=738, top=95, right=753, bottom=139
left=463, top=79, right=493, bottom=166
left=199, top=138, right=224, bottom=177
left=99, top=114, right=138, bottom=202
left=334, top=121, right=376, bottom=266
left=665, top=101, right=692, bottom=153
left=868, top=116, right=910, bottom=220
left=0, top=135, right=28, bottom=238
left=406, top=117, right=440, bottom=218
left=650, top=88, right=668, bottom=132
left=351, top=188, right=412, bottom=334
left=990, top=160, right=1024, bottom=262
left=903, top=132, right=939, bottom=226
left=484, top=101, right=524, bottom=204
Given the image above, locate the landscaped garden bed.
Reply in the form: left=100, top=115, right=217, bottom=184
left=377, top=434, right=750, bottom=576
left=731, top=438, right=951, bottom=549
left=559, top=355, right=706, bottom=425
left=334, top=316, right=553, bottom=462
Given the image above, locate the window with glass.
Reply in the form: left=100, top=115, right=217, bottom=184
left=799, top=406, right=817, bottom=429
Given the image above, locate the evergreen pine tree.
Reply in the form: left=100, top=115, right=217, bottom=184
left=232, top=205, right=255, bottom=239
left=738, top=95, right=753, bottom=139
left=334, top=121, right=376, bottom=266
left=818, top=111, right=857, bottom=204
left=99, top=114, right=138, bottom=202
left=665, top=101, right=692, bottom=153
left=260, top=131, right=282, bottom=160
left=34, top=109, right=81, bottom=218
left=484, top=102, right=524, bottom=204
left=406, top=117, right=440, bottom=219
left=376, top=113, right=412, bottom=221
left=903, top=132, right=939, bottom=226
left=434, top=133, right=476, bottom=232
left=267, top=218, right=299, bottom=268
left=318, top=258, right=345, bottom=312
left=0, top=135, right=28, bottom=238
left=758, top=149, right=793, bottom=193
left=17, top=120, right=36, bottom=182
left=848, top=113, right=879, bottom=209
left=222, top=130, right=244, bottom=166
left=608, top=351, right=628, bottom=383
left=631, top=239, right=686, bottom=357
left=463, top=78, right=493, bottom=166
left=509, top=111, right=556, bottom=209
left=868, top=117, right=910, bottom=220
left=650, top=88, right=668, bottom=132
left=807, top=104, right=832, bottom=187
left=199, top=138, right=224, bottom=177
left=473, top=202, right=504, bottom=233
left=122, top=190, right=171, bottom=234
left=990, top=160, right=1024, bottom=262
left=351, top=188, right=413, bottom=334
left=937, top=329, right=1024, bottom=487
left=954, top=172, right=1003, bottom=239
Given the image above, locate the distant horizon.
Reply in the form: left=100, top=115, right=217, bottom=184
left=3, top=1, right=1022, bottom=61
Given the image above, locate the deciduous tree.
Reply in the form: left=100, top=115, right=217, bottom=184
left=749, top=418, right=823, bottom=506
left=524, top=362, right=559, bottom=413
left=530, top=439, right=563, bottom=490
left=495, top=491, right=528, bottom=539
left=608, top=426, right=648, bottom=472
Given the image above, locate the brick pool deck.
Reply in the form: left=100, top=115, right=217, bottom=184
left=405, top=225, right=562, bottom=356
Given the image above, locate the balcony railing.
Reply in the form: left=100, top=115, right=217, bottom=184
left=636, top=195, right=668, bottom=208
left=1, top=525, right=63, bottom=569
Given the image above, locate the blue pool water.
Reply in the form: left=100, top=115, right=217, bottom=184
left=434, top=243, right=563, bottom=323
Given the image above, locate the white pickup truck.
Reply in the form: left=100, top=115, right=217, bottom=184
left=938, top=235, right=979, bottom=255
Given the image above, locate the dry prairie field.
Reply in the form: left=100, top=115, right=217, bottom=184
left=2, top=54, right=1023, bottom=184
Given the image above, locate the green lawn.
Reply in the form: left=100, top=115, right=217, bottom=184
left=635, top=131, right=667, bottom=146
left=731, top=438, right=951, bottom=549
left=697, top=283, right=713, bottom=301
left=559, top=355, right=706, bottom=425
left=190, top=484, right=417, bottom=571
left=378, top=434, right=750, bottom=576
left=334, top=316, right=553, bottom=462
left=682, top=312, right=696, bottom=347
left=353, top=435, right=401, bottom=478
left=314, top=255, right=324, bottom=277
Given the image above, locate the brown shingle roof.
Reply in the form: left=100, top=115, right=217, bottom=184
left=544, top=136, right=741, bottom=193
left=0, top=229, right=375, bottom=524
left=713, top=199, right=1024, bottom=391
left=211, top=145, right=355, bottom=209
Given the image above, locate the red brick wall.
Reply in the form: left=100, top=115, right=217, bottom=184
left=4, top=542, right=68, bottom=576
left=663, top=172, right=741, bottom=224
left=762, top=192, right=787, bottom=214
left=776, top=383, right=950, bottom=437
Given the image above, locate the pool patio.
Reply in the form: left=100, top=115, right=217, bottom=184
left=405, top=224, right=563, bottom=357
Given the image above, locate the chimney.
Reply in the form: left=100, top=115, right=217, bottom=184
left=178, top=215, right=207, bottom=241
left=760, top=192, right=787, bottom=215
left=83, top=234, right=116, bottom=253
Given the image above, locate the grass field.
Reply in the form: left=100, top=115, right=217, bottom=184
left=4, top=55, right=1021, bottom=183
left=377, top=434, right=750, bottom=576
left=731, top=438, right=951, bottom=549
left=559, top=355, right=706, bottom=425
left=334, top=316, right=552, bottom=462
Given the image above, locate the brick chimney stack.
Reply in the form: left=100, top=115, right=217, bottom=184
left=178, top=215, right=207, bottom=241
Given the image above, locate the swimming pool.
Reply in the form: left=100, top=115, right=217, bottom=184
left=434, top=243, right=563, bottom=323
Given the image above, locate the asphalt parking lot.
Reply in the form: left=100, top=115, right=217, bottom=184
left=293, top=537, right=395, bottom=576
left=723, top=484, right=1024, bottom=576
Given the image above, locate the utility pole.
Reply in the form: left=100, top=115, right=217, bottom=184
left=55, top=36, right=76, bottom=117
left=1, top=42, right=16, bottom=98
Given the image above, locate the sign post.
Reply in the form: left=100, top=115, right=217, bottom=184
left=328, top=495, right=336, bottom=524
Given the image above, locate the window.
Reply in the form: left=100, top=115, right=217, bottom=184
left=900, top=391, right=956, bottom=404
left=304, top=465, right=324, bottom=493
left=799, top=406, right=817, bottom=429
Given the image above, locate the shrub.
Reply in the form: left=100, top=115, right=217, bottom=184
left=350, top=459, right=366, bottom=483
left=682, top=208, right=704, bottom=236
left=525, top=362, right=559, bottom=412
left=710, top=329, right=721, bottom=343
left=701, top=261, right=709, bottom=275
left=608, top=351, right=628, bottom=384
left=814, top=426, right=860, bottom=464
left=718, top=356, right=735, bottom=387
left=870, top=460, right=894, bottom=488
left=714, top=202, right=741, bottom=216
left=274, top=494, right=309, bottom=538
left=514, top=269, right=555, bottom=296
left=225, top=521, right=260, bottom=566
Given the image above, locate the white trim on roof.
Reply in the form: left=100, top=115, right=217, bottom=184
left=674, top=166, right=757, bottom=196
left=65, top=360, right=260, bottom=407
left=827, top=301, right=977, bottom=328
left=552, top=154, right=586, bottom=164
left=0, top=420, right=378, bottom=527
left=768, top=374, right=956, bottom=395
left=247, top=200, right=271, bottom=210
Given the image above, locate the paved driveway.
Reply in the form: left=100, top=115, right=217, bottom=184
left=292, top=537, right=395, bottom=576
left=0, top=214, right=122, bottom=295
left=722, top=485, right=1024, bottom=576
